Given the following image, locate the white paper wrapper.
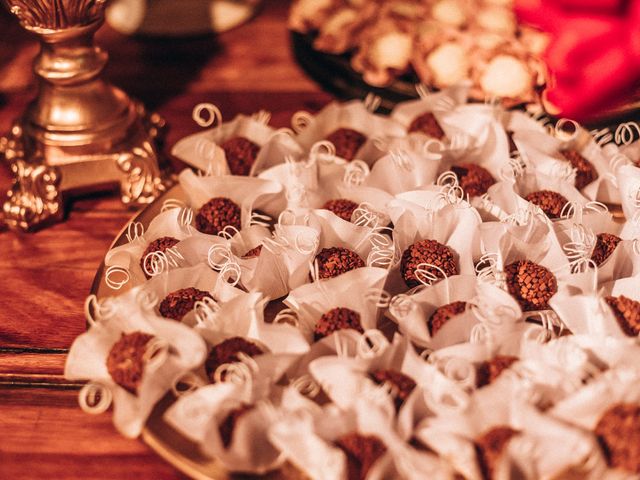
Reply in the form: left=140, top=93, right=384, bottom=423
left=387, top=186, right=473, bottom=225
left=386, top=196, right=482, bottom=294
left=511, top=335, right=605, bottom=408
left=270, top=393, right=456, bottom=480
left=104, top=207, right=193, bottom=289
left=164, top=379, right=284, bottom=473
left=363, top=138, right=443, bottom=195
left=141, top=263, right=246, bottom=326
left=308, top=335, right=430, bottom=433
left=551, top=367, right=640, bottom=430
left=553, top=211, right=640, bottom=287
left=258, top=153, right=341, bottom=210
left=293, top=99, right=406, bottom=165
left=284, top=329, right=366, bottom=382
left=477, top=214, right=571, bottom=315
left=478, top=203, right=568, bottom=270
left=194, top=292, right=310, bottom=391
left=434, top=103, right=512, bottom=174
left=514, top=125, right=620, bottom=203
left=175, top=222, right=321, bottom=299
left=566, top=334, right=640, bottom=372
left=259, top=153, right=396, bottom=227
left=65, top=290, right=207, bottom=438
left=616, top=163, right=640, bottom=236
left=305, top=208, right=390, bottom=274
left=425, top=317, right=550, bottom=395
left=390, top=83, right=470, bottom=133
left=553, top=208, right=621, bottom=250
left=388, top=275, right=522, bottom=349
left=549, top=366, right=640, bottom=478
left=488, top=170, right=590, bottom=223
left=172, top=111, right=302, bottom=176
left=501, top=110, right=549, bottom=136
left=550, top=275, right=640, bottom=339
left=285, top=266, right=388, bottom=343
left=178, top=169, right=285, bottom=232
left=417, top=385, right=601, bottom=480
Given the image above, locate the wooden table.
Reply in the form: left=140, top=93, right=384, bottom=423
left=0, top=2, right=331, bottom=478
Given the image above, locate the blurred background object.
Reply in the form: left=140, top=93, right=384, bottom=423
left=289, top=0, right=640, bottom=124
left=106, top=0, right=262, bottom=36
left=515, top=0, right=640, bottom=121
left=289, top=0, right=550, bottom=109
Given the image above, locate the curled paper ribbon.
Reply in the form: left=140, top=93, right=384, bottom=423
left=84, top=295, right=117, bottom=326
left=192, top=103, right=222, bottom=128
left=105, top=265, right=130, bottom=290
left=126, top=221, right=144, bottom=243
left=363, top=93, right=382, bottom=113
left=291, top=110, right=313, bottom=134
left=79, top=382, right=113, bottom=415
left=171, top=372, right=206, bottom=397
left=194, top=296, right=222, bottom=328
left=615, top=122, right=640, bottom=145
left=389, top=294, right=415, bottom=319
left=343, top=160, right=370, bottom=187
left=290, top=375, right=321, bottom=398
left=273, top=308, right=300, bottom=328
left=356, top=329, right=389, bottom=358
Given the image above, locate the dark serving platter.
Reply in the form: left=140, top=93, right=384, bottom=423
left=290, top=30, right=640, bottom=131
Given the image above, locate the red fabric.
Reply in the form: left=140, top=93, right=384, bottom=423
left=515, top=0, right=640, bottom=120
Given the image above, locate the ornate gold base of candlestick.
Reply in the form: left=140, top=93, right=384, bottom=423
left=1, top=103, right=168, bottom=231
left=1, top=1, right=171, bottom=231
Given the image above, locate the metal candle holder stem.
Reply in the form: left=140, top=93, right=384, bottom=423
left=1, top=0, right=169, bottom=231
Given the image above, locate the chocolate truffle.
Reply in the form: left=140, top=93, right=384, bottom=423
left=370, top=369, right=417, bottom=411
left=219, top=404, right=255, bottom=448
left=205, top=337, right=264, bottom=382
left=475, top=426, right=519, bottom=480
left=158, top=287, right=214, bottom=321
left=400, top=239, right=459, bottom=288
left=325, top=128, right=367, bottom=161
left=451, top=164, right=496, bottom=197
left=313, top=247, right=365, bottom=280
left=195, top=197, right=242, bottom=235
left=335, top=433, right=387, bottom=480
left=605, top=295, right=640, bottom=337
left=504, top=260, right=557, bottom=311
left=221, top=136, right=260, bottom=176
left=140, top=236, right=180, bottom=278
left=408, top=111, right=445, bottom=139
left=591, top=233, right=621, bottom=267
left=322, top=198, right=359, bottom=222
left=595, top=403, right=640, bottom=473
left=525, top=190, right=569, bottom=220
left=106, top=331, right=155, bottom=395
left=429, top=300, right=467, bottom=336
left=242, top=244, right=263, bottom=259
left=560, top=149, right=598, bottom=190
left=314, top=307, right=364, bottom=341
left=476, top=355, right=518, bottom=388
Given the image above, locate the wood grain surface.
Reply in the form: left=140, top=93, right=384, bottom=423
left=0, top=1, right=330, bottom=478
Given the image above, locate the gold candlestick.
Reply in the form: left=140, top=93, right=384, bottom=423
left=1, top=0, right=169, bottom=231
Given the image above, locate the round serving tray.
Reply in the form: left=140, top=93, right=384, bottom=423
left=90, top=184, right=302, bottom=480
left=89, top=182, right=623, bottom=479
